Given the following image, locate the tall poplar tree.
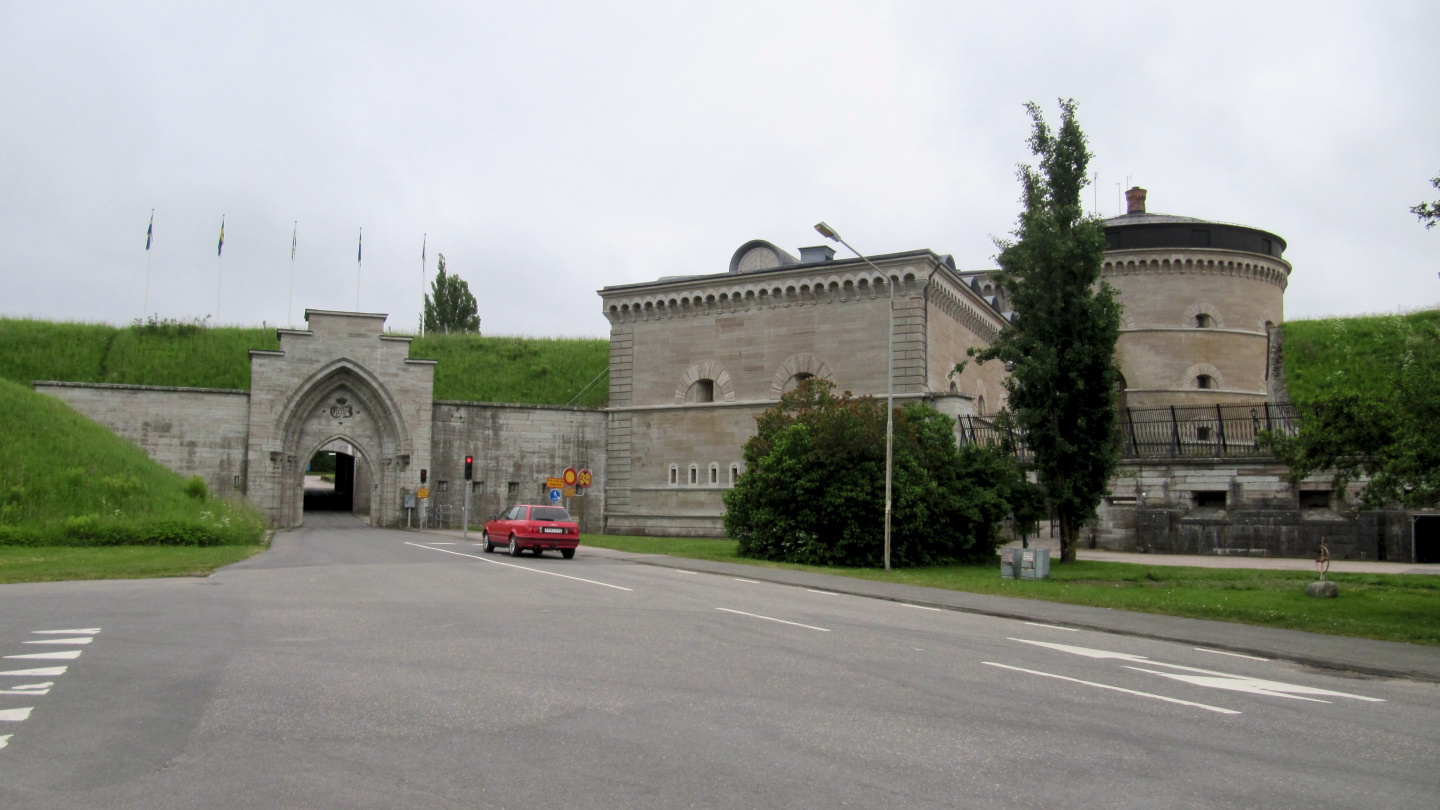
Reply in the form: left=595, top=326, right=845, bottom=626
left=971, top=100, right=1122, bottom=563
left=422, top=253, right=481, bottom=334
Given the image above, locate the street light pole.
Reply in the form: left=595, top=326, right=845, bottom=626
left=815, top=222, right=894, bottom=571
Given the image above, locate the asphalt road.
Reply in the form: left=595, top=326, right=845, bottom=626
left=2, top=513, right=1437, bottom=809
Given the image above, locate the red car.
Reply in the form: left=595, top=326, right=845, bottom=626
left=481, top=505, right=580, bottom=558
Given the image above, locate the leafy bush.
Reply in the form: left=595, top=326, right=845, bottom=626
left=724, top=380, right=1039, bottom=567
left=184, top=476, right=208, bottom=501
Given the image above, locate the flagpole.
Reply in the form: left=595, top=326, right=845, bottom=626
left=288, top=221, right=297, bottom=327
left=216, top=215, right=225, bottom=324
left=143, top=209, right=154, bottom=319
left=420, top=233, right=427, bottom=335
left=356, top=227, right=362, bottom=312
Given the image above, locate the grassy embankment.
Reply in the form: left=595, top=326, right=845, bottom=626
left=0, top=376, right=267, bottom=582
left=0, top=318, right=609, bottom=406
left=1281, top=309, right=1440, bottom=403
left=580, top=535, right=1440, bottom=646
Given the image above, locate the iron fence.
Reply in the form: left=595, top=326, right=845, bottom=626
left=960, top=402, right=1301, bottom=460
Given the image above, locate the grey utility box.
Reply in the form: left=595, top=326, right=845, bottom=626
left=1020, top=548, right=1051, bottom=579
left=1000, top=547, right=1020, bottom=579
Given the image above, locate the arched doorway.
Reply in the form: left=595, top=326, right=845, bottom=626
left=302, top=439, right=374, bottom=517
left=272, top=360, right=410, bottom=528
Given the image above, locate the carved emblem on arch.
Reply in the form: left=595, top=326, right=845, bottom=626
left=771, top=353, right=834, bottom=399
left=674, top=360, right=735, bottom=404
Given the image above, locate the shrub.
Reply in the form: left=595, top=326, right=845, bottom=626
left=184, top=476, right=209, bottom=501
left=724, top=380, right=1039, bottom=567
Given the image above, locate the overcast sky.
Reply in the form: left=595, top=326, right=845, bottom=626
left=2, top=2, right=1436, bottom=337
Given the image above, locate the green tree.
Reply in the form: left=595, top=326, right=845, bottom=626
left=1412, top=173, right=1440, bottom=229
left=723, top=380, right=1038, bottom=567
left=422, top=253, right=480, bottom=334
left=1265, top=322, right=1440, bottom=508
left=970, top=100, right=1122, bottom=563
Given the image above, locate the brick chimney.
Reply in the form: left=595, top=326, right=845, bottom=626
left=1125, top=186, right=1147, bottom=215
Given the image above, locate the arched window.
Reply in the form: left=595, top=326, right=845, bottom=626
left=782, top=372, right=814, bottom=395
left=729, top=464, right=740, bottom=486
left=709, top=463, right=719, bottom=485
left=686, top=379, right=715, bottom=403
left=668, top=464, right=678, bottom=486
left=1196, top=374, right=1214, bottom=390
left=977, top=396, right=987, bottom=415
left=1195, top=313, right=1214, bottom=328
left=689, top=464, right=699, bottom=485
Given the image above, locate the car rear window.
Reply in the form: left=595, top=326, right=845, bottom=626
left=530, top=507, right=571, bottom=521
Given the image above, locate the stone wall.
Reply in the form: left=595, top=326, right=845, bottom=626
left=34, top=382, right=250, bottom=499
left=427, top=401, right=607, bottom=534
left=1095, top=457, right=1414, bottom=561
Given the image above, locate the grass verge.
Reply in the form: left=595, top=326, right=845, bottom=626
left=580, top=534, right=1440, bottom=646
left=0, top=544, right=266, bottom=585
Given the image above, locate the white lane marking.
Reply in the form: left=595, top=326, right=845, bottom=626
left=2, top=682, right=52, bottom=691
left=1011, top=638, right=1385, bottom=703
left=403, top=542, right=633, bottom=591
left=983, top=662, right=1240, bottom=715
left=427, top=542, right=457, bottom=545
left=1025, top=622, right=1080, bottom=632
left=31, top=629, right=99, bottom=635
left=0, top=708, right=35, bottom=722
left=1124, top=667, right=1329, bottom=703
left=900, top=603, right=942, bottom=612
left=0, top=689, right=50, bottom=696
left=1195, top=648, right=1268, bottom=662
left=733, top=578, right=760, bottom=583
left=23, top=637, right=93, bottom=645
left=0, top=667, right=66, bottom=677
left=0, top=734, right=9, bottom=749
left=715, top=608, right=831, bottom=632
left=806, top=589, right=838, bottom=595
left=4, top=651, right=82, bottom=660
left=672, top=570, right=698, bottom=575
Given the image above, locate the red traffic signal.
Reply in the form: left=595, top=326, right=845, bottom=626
left=419, top=468, right=427, bottom=484
left=464, top=456, right=474, bottom=481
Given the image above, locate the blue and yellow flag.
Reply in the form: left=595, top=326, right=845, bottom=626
left=291, top=222, right=297, bottom=261
left=357, top=228, right=363, bottom=263
left=145, top=210, right=154, bottom=251
left=217, top=216, right=225, bottom=256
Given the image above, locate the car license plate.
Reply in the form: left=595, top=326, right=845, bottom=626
left=542, top=527, right=564, bottom=534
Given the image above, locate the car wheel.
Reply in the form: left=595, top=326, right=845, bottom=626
left=561, top=548, right=576, bottom=560
left=481, top=532, right=494, bottom=553
left=509, top=534, right=522, bottom=557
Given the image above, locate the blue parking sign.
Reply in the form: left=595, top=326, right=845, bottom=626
left=547, top=487, right=562, bottom=504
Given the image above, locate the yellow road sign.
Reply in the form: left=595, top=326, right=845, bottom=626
left=546, top=477, right=565, bottom=489
left=416, top=487, right=429, bottom=499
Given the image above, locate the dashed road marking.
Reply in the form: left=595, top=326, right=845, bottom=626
left=31, top=629, right=99, bottom=635
left=983, top=662, right=1241, bottom=715
left=806, top=589, right=838, bottom=595
left=404, top=542, right=633, bottom=591
left=733, top=578, right=760, bottom=583
left=0, top=735, right=9, bottom=749
left=1195, top=648, right=1268, bottom=662
left=0, top=708, right=35, bottom=722
left=23, top=637, right=93, bottom=645
left=0, top=682, right=52, bottom=696
left=1025, top=622, right=1080, bottom=631
left=5, top=651, right=83, bottom=661
left=715, top=607, right=830, bottom=632
left=0, top=667, right=67, bottom=677
left=900, top=603, right=941, bottom=612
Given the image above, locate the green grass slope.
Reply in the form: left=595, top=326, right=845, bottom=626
left=0, top=319, right=606, bottom=405
left=1282, top=309, right=1440, bottom=403
left=410, top=333, right=609, bottom=406
left=0, top=378, right=265, bottom=546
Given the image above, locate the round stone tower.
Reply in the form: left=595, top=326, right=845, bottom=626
left=1102, top=187, right=1290, bottom=409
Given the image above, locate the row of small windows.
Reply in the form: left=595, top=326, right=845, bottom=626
left=686, top=372, right=813, bottom=403
left=668, top=463, right=741, bottom=486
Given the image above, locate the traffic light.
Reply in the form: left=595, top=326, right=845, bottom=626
left=419, top=468, right=427, bottom=484
left=464, top=456, right=473, bottom=481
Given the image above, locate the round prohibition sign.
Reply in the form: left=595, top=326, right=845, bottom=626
left=562, top=467, right=578, bottom=487
left=577, top=468, right=592, bottom=488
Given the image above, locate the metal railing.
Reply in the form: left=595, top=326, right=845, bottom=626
left=960, top=402, right=1301, bottom=460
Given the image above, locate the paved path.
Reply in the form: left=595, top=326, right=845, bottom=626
left=1074, top=548, right=1440, bottom=575
left=1, top=515, right=1437, bottom=808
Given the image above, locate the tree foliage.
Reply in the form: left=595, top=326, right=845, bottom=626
left=1412, top=173, right=1440, bottom=229
left=422, top=253, right=480, bottom=334
left=970, top=100, right=1122, bottom=563
left=1265, top=321, right=1440, bottom=508
left=722, top=380, right=1040, bottom=567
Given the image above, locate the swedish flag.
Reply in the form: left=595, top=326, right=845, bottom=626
left=217, top=216, right=225, bottom=256
left=145, top=210, right=153, bottom=251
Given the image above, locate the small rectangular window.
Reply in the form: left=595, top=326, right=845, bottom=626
left=438, top=480, right=449, bottom=492
left=689, top=466, right=698, bottom=485
left=506, top=481, right=519, bottom=498
left=1194, top=491, right=1227, bottom=509
left=1300, top=490, right=1331, bottom=509
left=1196, top=426, right=1212, bottom=442
left=472, top=481, right=484, bottom=493
left=710, top=465, right=718, bottom=484
left=730, top=464, right=739, bottom=486
left=669, top=466, right=678, bottom=485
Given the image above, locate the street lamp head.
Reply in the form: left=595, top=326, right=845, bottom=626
left=813, top=221, right=841, bottom=242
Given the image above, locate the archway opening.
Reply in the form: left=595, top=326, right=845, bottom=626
left=304, top=449, right=355, bottom=512
left=782, top=372, right=814, bottom=395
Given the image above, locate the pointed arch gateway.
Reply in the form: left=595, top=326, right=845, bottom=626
left=273, top=359, right=411, bottom=528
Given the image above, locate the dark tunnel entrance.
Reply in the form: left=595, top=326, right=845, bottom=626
left=303, top=450, right=355, bottom=512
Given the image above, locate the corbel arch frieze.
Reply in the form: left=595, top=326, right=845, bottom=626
left=1100, top=253, right=1291, bottom=291
left=770, top=353, right=835, bottom=398
left=674, top=360, right=736, bottom=403
left=601, top=265, right=930, bottom=322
